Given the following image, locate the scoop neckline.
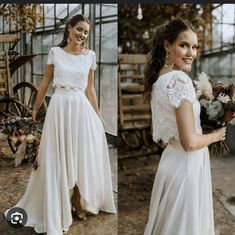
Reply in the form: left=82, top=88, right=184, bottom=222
left=58, top=47, right=89, bottom=56
left=158, top=70, right=179, bottom=78
left=155, top=70, right=183, bottom=85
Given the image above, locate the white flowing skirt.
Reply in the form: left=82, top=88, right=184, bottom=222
left=5, top=87, right=116, bottom=234
left=144, top=139, right=214, bottom=235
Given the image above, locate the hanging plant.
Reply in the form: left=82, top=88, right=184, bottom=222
left=0, top=4, right=44, bottom=35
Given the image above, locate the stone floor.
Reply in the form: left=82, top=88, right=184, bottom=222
left=0, top=142, right=117, bottom=235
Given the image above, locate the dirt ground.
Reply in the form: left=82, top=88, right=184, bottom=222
left=0, top=143, right=117, bottom=235
left=118, top=147, right=235, bottom=235
left=1, top=137, right=235, bottom=235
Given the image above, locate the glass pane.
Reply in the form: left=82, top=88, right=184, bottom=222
left=4, top=19, right=10, bottom=33
left=100, top=22, right=117, bottom=63
left=212, top=5, right=222, bottom=24
left=95, top=24, right=101, bottom=60
left=53, top=32, right=64, bottom=46
left=44, top=4, right=55, bottom=27
left=0, top=16, right=3, bottom=33
left=212, top=22, right=221, bottom=48
left=219, top=54, right=232, bottom=78
left=33, top=55, right=42, bottom=75
left=222, top=4, right=234, bottom=24
left=33, top=35, right=42, bottom=53
left=56, top=4, right=68, bottom=20
left=231, top=53, right=235, bottom=76
left=69, top=4, right=82, bottom=16
left=95, top=4, right=101, bottom=18
left=203, top=59, right=210, bottom=74
left=208, top=57, right=221, bottom=76
left=101, top=4, right=117, bottom=17
left=222, top=24, right=234, bottom=44
left=42, top=34, right=53, bottom=53
left=84, top=4, right=90, bottom=17
left=100, top=65, right=118, bottom=135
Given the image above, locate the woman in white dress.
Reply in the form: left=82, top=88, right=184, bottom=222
left=143, top=18, right=226, bottom=235
left=5, top=14, right=116, bottom=234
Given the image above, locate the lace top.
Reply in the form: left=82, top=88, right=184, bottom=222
left=151, top=70, right=202, bottom=143
left=47, top=47, right=97, bottom=91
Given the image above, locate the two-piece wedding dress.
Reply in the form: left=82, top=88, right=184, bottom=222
left=5, top=47, right=116, bottom=235
left=144, top=70, right=214, bottom=235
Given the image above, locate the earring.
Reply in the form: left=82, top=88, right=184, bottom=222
left=67, top=37, right=71, bottom=44
left=164, top=52, right=174, bottom=68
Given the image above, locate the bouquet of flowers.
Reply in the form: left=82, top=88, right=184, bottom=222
left=194, top=72, right=235, bottom=156
left=0, top=116, right=40, bottom=169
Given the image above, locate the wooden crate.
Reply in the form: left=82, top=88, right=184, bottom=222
left=0, top=51, right=13, bottom=99
left=118, top=54, right=151, bottom=131
left=0, top=34, right=19, bottom=99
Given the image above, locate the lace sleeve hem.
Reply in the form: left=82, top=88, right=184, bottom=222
left=47, top=48, right=54, bottom=65
left=167, top=72, right=196, bottom=108
left=90, top=51, right=97, bottom=70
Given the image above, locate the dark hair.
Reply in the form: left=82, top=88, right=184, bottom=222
left=58, top=14, right=90, bottom=48
left=144, top=18, right=196, bottom=101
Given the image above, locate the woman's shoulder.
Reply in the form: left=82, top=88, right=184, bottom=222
left=48, top=46, right=60, bottom=54
left=154, top=70, right=189, bottom=87
left=167, top=70, right=192, bottom=87
left=86, top=49, right=96, bottom=56
left=172, top=70, right=191, bottom=80
left=49, top=46, right=58, bottom=50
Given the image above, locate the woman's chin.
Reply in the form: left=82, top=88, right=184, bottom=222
left=76, top=40, right=84, bottom=45
left=182, top=65, right=192, bottom=72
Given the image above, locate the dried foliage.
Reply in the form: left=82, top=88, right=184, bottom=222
left=119, top=4, right=214, bottom=53
left=0, top=4, right=43, bottom=34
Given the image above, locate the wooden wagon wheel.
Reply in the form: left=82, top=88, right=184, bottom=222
left=121, top=130, right=143, bottom=149
left=7, top=82, right=47, bottom=153
left=141, top=128, right=160, bottom=152
left=142, top=128, right=166, bottom=154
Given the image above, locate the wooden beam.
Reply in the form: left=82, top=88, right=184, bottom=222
left=0, top=34, right=19, bottom=43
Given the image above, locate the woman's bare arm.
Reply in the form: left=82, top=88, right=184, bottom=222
left=175, top=100, right=226, bottom=151
left=86, top=69, right=101, bottom=117
left=32, top=64, right=54, bottom=120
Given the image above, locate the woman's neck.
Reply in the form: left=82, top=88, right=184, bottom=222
left=65, top=43, right=85, bottom=54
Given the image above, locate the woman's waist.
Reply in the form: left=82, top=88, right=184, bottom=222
left=54, top=86, right=85, bottom=95
left=168, top=138, right=184, bottom=150
left=52, top=78, right=87, bottom=91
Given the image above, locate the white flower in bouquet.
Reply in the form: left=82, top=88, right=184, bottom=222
left=217, top=93, right=231, bottom=104
left=207, top=100, right=223, bottom=120
left=194, top=72, right=214, bottom=100
left=26, top=134, right=35, bottom=143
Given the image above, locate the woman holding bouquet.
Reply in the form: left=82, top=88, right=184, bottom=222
left=5, top=14, right=116, bottom=234
left=144, top=18, right=226, bottom=235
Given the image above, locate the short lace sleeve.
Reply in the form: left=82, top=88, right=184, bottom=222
left=167, top=72, right=196, bottom=108
left=91, top=51, right=97, bottom=70
left=47, top=48, right=54, bottom=65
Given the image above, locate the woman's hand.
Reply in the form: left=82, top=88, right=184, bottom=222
left=32, top=110, right=37, bottom=122
left=212, top=127, right=226, bottom=142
